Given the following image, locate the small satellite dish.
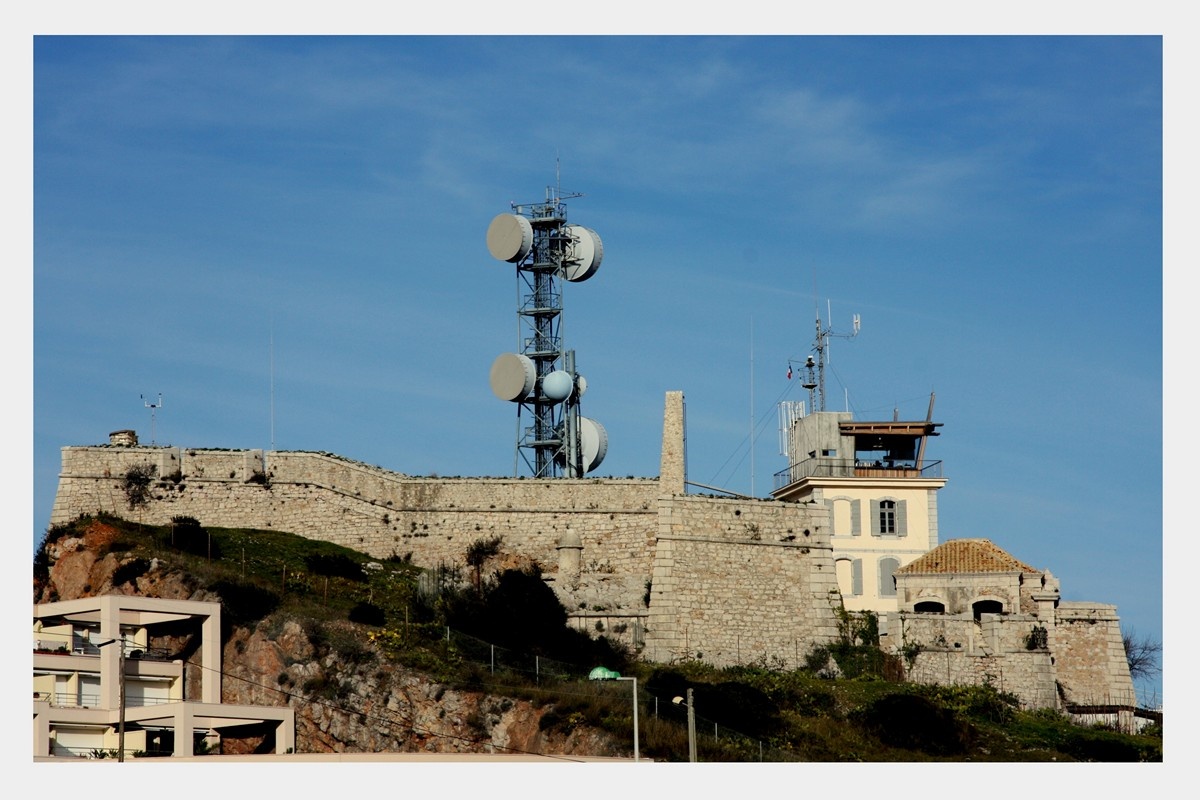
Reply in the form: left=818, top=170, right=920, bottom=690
left=542, top=370, right=573, bottom=402
left=575, top=374, right=587, bottom=398
left=487, top=213, right=534, bottom=263
left=561, top=225, right=603, bottom=282
left=489, top=353, right=536, bottom=401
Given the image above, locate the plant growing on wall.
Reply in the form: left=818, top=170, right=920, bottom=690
left=465, top=535, right=503, bottom=591
left=1024, top=625, right=1049, bottom=650
left=122, top=463, right=157, bottom=508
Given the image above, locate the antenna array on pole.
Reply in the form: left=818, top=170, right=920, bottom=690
left=141, top=393, right=163, bottom=446
left=786, top=304, right=860, bottom=414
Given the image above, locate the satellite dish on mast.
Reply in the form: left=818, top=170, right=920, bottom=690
left=556, top=416, right=607, bottom=473
left=489, top=353, right=536, bottom=401
left=486, top=213, right=534, bottom=263
left=561, top=225, right=603, bottom=282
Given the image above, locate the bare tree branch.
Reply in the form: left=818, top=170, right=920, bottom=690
left=1123, top=628, right=1162, bottom=680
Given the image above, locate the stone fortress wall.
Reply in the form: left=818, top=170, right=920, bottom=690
left=50, top=444, right=663, bottom=613
left=47, top=395, right=1139, bottom=710
left=49, top=394, right=844, bottom=670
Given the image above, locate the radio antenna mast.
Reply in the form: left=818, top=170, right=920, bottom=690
left=141, top=393, right=163, bottom=445
left=787, top=302, right=860, bottom=413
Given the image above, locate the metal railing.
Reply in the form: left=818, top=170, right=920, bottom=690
left=773, top=458, right=943, bottom=490
left=50, top=692, right=173, bottom=709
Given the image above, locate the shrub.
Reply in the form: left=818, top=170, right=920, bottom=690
left=169, top=517, right=218, bottom=558
left=349, top=602, right=386, bottom=627
left=1025, top=625, right=1049, bottom=650
left=305, top=552, right=365, bottom=581
left=211, top=580, right=279, bottom=626
left=112, top=558, right=151, bottom=587
left=122, top=464, right=157, bottom=508
left=852, top=692, right=973, bottom=756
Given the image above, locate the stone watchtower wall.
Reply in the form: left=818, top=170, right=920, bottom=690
left=1052, top=602, right=1137, bottom=708
left=643, top=495, right=841, bottom=668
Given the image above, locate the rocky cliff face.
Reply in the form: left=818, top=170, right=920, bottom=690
left=34, top=519, right=619, bottom=758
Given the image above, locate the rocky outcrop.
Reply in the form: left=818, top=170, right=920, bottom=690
left=34, top=519, right=621, bottom=758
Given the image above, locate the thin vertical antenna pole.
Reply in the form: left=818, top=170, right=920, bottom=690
left=749, top=316, right=755, bottom=497
left=270, top=316, right=275, bottom=452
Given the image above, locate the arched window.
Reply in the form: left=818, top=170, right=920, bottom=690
left=972, top=599, right=1004, bottom=620
left=824, top=497, right=862, bottom=537
left=914, top=600, right=945, bottom=613
left=835, top=557, right=863, bottom=596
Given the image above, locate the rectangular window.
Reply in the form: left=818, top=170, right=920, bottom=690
left=879, top=500, right=896, bottom=535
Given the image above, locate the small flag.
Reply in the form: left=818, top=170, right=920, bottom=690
left=787, top=366, right=793, bottom=380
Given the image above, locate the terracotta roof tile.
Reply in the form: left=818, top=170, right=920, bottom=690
left=895, top=538, right=1038, bottom=575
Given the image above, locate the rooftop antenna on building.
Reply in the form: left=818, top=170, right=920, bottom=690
left=786, top=299, right=859, bottom=414
left=141, top=393, right=163, bottom=446
left=485, top=167, right=607, bottom=478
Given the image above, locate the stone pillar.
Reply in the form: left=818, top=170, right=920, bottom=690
left=660, top=391, right=686, bottom=496
left=201, top=608, right=221, bottom=705
left=556, top=531, right=583, bottom=589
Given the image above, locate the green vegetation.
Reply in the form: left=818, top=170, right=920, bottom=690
left=35, top=513, right=1163, bottom=762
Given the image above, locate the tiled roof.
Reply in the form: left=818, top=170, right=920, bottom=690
left=895, top=538, right=1038, bottom=575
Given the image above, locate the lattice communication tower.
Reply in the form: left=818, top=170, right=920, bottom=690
left=486, top=186, right=607, bottom=478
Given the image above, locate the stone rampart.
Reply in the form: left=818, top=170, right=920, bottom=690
left=1053, top=602, right=1137, bottom=707
left=896, top=612, right=1058, bottom=708
left=642, top=495, right=841, bottom=668
left=50, top=446, right=660, bottom=605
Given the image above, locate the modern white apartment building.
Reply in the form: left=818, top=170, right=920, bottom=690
left=33, top=595, right=294, bottom=759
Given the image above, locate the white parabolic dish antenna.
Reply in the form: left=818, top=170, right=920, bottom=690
left=557, top=416, right=607, bottom=473
left=490, top=353, right=536, bottom=402
left=487, top=213, right=534, bottom=263
left=561, top=225, right=603, bottom=282
left=579, top=417, right=607, bottom=472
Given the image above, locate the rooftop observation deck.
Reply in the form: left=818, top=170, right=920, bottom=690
left=773, top=457, right=944, bottom=492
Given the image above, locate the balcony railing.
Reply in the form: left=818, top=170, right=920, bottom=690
left=49, top=692, right=174, bottom=708
left=774, top=458, right=943, bottom=491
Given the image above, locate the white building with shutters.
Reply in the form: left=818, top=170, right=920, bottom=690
left=33, top=595, right=294, bottom=759
left=772, top=409, right=946, bottom=631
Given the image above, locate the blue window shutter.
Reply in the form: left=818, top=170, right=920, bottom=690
left=879, top=557, right=899, bottom=597
left=851, top=559, right=862, bottom=596
left=851, top=499, right=861, bottom=536
left=896, top=499, right=908, bottom=537
left=870, top=499, right=880, bottom=536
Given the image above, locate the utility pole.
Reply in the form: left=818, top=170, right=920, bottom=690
left=94, top=634, right=127, bottom=761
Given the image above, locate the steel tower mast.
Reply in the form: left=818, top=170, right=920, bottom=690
left=487, top=183, right=606, bottom=478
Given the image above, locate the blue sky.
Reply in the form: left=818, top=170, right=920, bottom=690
left=28, top=34, right=1165, bottom=710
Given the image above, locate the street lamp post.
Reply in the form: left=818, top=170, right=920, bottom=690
left=589, top=667, right=639, bottom=762
left=673, top=688, right=697, bottom=762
